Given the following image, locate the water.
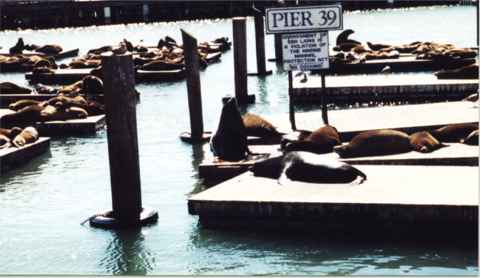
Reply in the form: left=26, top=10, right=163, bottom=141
left=0, top=5, right=478, bottom=275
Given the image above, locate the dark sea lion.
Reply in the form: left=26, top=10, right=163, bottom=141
left=35, top=44, right=63, bottom=55
left=9, top=38, right=25, bottom=54
left=435, top=64, right=478, bottom=79
left=0, top=82, right=32, bottom=94
left=336, top=29, right=361, bottom=46
left=409, top=131, right=447, bottom=153
left=242, top=113, right=282, bottom=138
left=47, top=95, right=88, bottom=109
left=0, top=134, right=11, bottom=149
left=366, top=41, right=394, bottom=51
left=139, top=60, right=184, bottom=71
left=460, top=129, right=479, bottom=145
left=12, top=126, right=39, bottom=147
left=0, top=104, right=44, bottom=128
left=251, top=151, right=367, bottom=184
left=462, top=93, right=479, bottom=102
left=9, top=99, right=44, bottom=111
left=81, top=75, right=103, bottom=95
left=334, top=129, right=412, bottom=158
left=430, top=123, right=479, bottom=143
left=284, top=125, right=341, bottom=154
left=210, top=97, right=250, bottom=161
left=0, top=127, right=23, bottom=139
left=123, top=39, right=134, bottom=52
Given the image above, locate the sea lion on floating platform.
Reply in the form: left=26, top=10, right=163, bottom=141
left=430, top=123, right=479, bottom=143
left=0, top=82, right=32, bottom=95
left=0, top=127, right=22, bottom=149
left=336, top=29, right=361, bottom=46
left=8, top=99, right=44, bottom=111
left=242, top=113, right=282, bottom=139
left=334, top=129, right=412, bottom=158
left=460, top=129, right=478, bottom=145
left=366, top=41, right=394, bottom=51
left=462, top=93, right=479, bottom=102
left=35, top=44, right=63, bottom=55
left=251, top=151, right=367, bottom=185
left=139, top=60, right=184, bottom=71
left=283, top=125, right=341, bottom=154
left=435, top=63, right=478, bottom=79
left=0, top=104, right=44, bottom=128
left=409, top=131, right=447, bottom=153
left=40, top=104, right=88, bottom=121
left=9, top=38, right=25, bottom=54
left=210, top=97, right=250, bottom=161
left=12, top=126, right=39, bottom=148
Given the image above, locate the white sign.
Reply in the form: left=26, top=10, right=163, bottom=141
left=282, top=32, right=329, bottom=71
left=266, top=4, right=342, bottom=34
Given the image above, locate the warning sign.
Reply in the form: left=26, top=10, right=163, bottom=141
left=282, top=32, right=329, bottom=71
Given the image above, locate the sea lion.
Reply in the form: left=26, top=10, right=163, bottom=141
left=409, top=131, right=447, bottom=153
left=0, top=134, right=11, bottom=149
left=12, top=126, right=39, bottom=147
left=336, top=29, right=361, bottom=46
left=35, top=44, right=63, bottom=55
left=0, top=104, right=44, bottom=128
left=242, top=113, right=282, bottom=138
left=283, top=125, right=341, bottom=154
left=81, top=75, right=103, bottom=95
left=251, top=151, right=367, bottom=184
left=0, top=127, right=23, bottom=139
left=40, top=105, right=88, bottom=121
left=123, top=39, right=134, bottom=52
left=462, top=93, right=479, bottom=102
left=210, top=97, right=250, bottom=161
left=8, top=99, right=44, bottom=111
left=9, top=38, right=24, bottom=54
left=430, top=123, right=479, bottom=143
left=139, top=60, right=184, bottom=71
left=367, top=41, right=394, bottom=51
left=460, top=129, right=478, bottom=145
left=334, top=129, right=412, bottom=158
left=0, top=82, right=32, bottom=94
left=33, top=83, right=58, bottom=94
left=435, top=63, right=478, bottom=79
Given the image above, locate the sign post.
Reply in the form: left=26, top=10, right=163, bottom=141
left=266, top=4, right=342, bottom=129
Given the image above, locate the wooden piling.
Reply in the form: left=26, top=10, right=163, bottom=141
left=320, top=73, right=329, bottom=125
left=274, top=34, right=283, bottom=63
left=179, top=29, right=211, bottom=143
left=288, top=71, right=296, bottom=130
left=248, top=13, right=272, bottom=76
left=232, top=17, right=254, bottom=104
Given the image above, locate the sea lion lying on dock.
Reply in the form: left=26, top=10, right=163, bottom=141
left=242, top=113, right=282, bottom=139
left=12, top=126, right=39, bottom=148
left=282, top=125, right=341, bottom=154
left=461, top=129, right=478, bottom=145
left=0, top=127, right=22, bottom=149
left=0, top=82, right=32, bottom=94
left=9, top=99, right=44, bottom=111
left=409, top=131, right=447, bottom=153
left=250, top=151, right=367, bottom=185
left=9, top=38, right=25, bottom=54
left=334, top=129, right=412, bottom=158
left=0, top=104, right=44, bottom=128
left=34, top=44, right=63, bottom=55
left=210, top=97, right=250, bottom=161
left=431, top=123, right=479, bottom=143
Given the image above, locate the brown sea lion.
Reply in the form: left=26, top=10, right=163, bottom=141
left=435, top=64, right=478, bottom=79
left=334, top=129, right=412, bottom=158
left=210, top=97, right=250, bottom=161
left=242, top=113, right=282, bottom=138
left=0, top=104, right=44, bottom=128
left=0, top=82, right=32, bottom=94
left=40, top=105, right=88, bottom=121
left=251, top=151, right=367, bottom=185
left=12, top=126, right=39, bottom=147
left=0, top=134, right=11, bottom=149
left=139, top=60, right=184, bottom=71
left=283, top=125, right=341, bottom=154
left=460, top=129, right=478, bottom=145
left=431, top=123, right=479, bottom=143
left=8, top=99, right=44, bottom=111
left=409, top=131, right=447, bottom=153
left=0, top=127, right=23, bottom=139
left=35, top=44, right=63, bottom=55
left=366, top=41, right=394, bottom=51
left=47, top=95, right=88, bottom=109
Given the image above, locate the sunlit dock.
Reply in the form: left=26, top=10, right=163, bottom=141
left=0, top=137, right=50, bottom=174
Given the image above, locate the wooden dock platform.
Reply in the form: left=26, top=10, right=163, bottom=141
left=291, top=73, right=478, bottom=104
left=0, top=48, right=79, bottom=60
left=25, top=68, right=186, bottom=84
left=276, top=101, right=478, bottom=141
left=189, top=165, right=478, bottom=239
left=198, top=143, right=478, bottom=180
left=0, top=137, right=50, bottom=174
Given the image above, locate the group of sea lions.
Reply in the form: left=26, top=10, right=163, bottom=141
left=210, top=97, right=478, bottom=185
left=67, top=36, right=231, bottom=71
left=8, top=38, right=63, bottom=55
left=332, top=29, right=478, bottom=79
left=0, top=126, right=39, bottom=149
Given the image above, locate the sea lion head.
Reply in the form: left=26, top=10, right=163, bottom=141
left=250, top=155, right=285, bottom=179
left=82, top=75, right=103, bottom=94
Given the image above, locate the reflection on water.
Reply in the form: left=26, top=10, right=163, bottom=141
left=99, top=229, right=155, bottom=275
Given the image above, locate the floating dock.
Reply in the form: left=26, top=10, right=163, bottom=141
left=189, top=165, right=478, bottom=239
left=291, top=73, right=478, bottom=104
left=0, top=48, right=79, bottom=60
left=0, top=137, right=50, bottom=174
left=26, top=68, right=186, bottom=84
left=279, top=101, right=478, bottom=141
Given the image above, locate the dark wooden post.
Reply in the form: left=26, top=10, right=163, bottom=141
left=274, top=34, right=283, bottom=63
left=248, top=12, right=272, bottom=76
left=476, top=0, right=479, bottom=47
left=288, top=71, right=296, bottom=131
left=102, top=54, right=142, bottom=226
left=232, top=17, right=255, bottom=104
left=321, top=73, right=329, bottom=125
left=179, top=29, right=210, bottom=143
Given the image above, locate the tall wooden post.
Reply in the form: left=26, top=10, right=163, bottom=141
left=476, top=0, right=479, bottom=47
left=288, top=71, right=296, bottom=131
left=233, top=17, right=254, bottom=104
left=248, top=13, right=272, bottom=76
left=179, top=29, right=210, bottom=143
left=321, top=73, right=329, bottom=125
left=274, top=34, right=283, bottom=63
left=102, top=54, right=142, bottom=227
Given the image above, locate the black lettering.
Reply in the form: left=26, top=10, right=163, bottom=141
left=301, top=11, right=313, bottom=27
left=272, top=13, right=284, bottom=28
left=290, top=12, right=301, bottom=26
